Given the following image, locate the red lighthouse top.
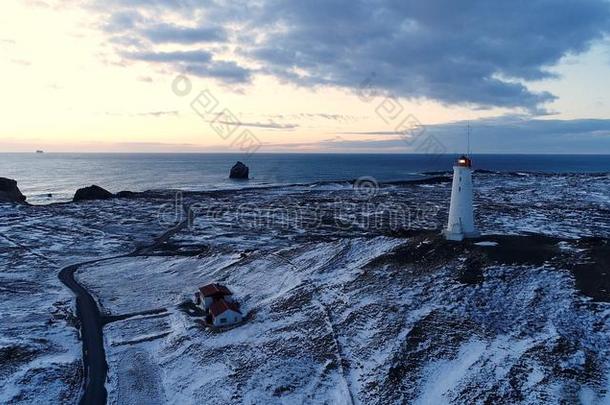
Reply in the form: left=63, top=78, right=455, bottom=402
left=456, top=155, right=472, bottom=168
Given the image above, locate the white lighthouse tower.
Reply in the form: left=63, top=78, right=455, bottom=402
left=443, top=155, right=480, bottom=241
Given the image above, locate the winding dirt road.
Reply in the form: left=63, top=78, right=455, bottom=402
left=59, top=257, right=122, bottom=405
left=58, top=205, right=191, bottom=405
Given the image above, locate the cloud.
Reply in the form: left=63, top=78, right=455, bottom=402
left=285, top=116, right=610, bottom=153
left=103, top=9, right=143, bottom=32
left=95, top=0, right=610, bottom=111
left=120, top=49, right=252, bottom=82
left=123, top=49, right=212, bottom=63
left=262, top=113, right=362, bottom=123
left=105, top=110, right=179, bottom=117
left=0, top=138, right=210, bottom=153
left=183, top=60, right=252, bottom=82
left=11, top=59, right=32, bottom=66
left=208, top=118, right=298, bottom=130
left=336, top=131, right=407, bottom=136
left=431, top=117, right=610, bottom=153
left=142, top=23, right=227, bottom=44
left=23, top=0, right=51, bottom=8
left=135, top=110, right=179, bottom=117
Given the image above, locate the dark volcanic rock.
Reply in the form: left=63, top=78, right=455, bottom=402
left=73, top=185, right=113, bottom=202
left=229, top=161, right=249, bottom=179
left=421, top=170, right=451, bottom=176
left=387, top=176, right=452, bottom=186
left=115, top=190, right=136, bottom=198
left=571, top=238, right=610, bottom=302
left=457, top=254, right=485, bottom=284
left=0, top=177, right=27, bottom=203
left=475, top=234, right=561, bottom=265
left=407, top=176, right=452, bottom=185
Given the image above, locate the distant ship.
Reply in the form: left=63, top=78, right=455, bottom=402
left=35, top=150, right=44, bottom=154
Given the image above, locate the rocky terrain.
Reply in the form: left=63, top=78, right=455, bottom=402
left=0, top=177, right=27, bottom=204
left=1, top=171, right=609, bottom=404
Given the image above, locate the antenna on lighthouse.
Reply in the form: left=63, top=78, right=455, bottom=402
left=467, top=121, right=471, bottom=156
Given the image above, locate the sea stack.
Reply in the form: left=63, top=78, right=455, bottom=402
left=0, top=178, right=27, bottom=204
left=73, top=185, right=114, bottom=202
left=443, top=155, right=480, bottom=241
left=229, top=161, right=249, bottom=179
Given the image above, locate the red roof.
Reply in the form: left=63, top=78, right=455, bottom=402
left=209, top=299, right=241, bottom=317
left=199, top=283, right=232, bottom=297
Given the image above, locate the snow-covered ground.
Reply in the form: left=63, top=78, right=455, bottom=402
left=0, top=195, right=173, bottom=404
left=79, top=235, right=610, bottom=404
left=1, top=171, right=609, bottom=404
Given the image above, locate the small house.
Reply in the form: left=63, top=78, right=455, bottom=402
left=196, top=283, right=234, bottom=311
left=209, top=299, right=243, bottom=327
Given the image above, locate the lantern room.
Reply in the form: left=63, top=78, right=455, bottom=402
left=456, top=155, right=472, bottom=168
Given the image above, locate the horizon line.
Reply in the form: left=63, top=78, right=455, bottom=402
left=2, top=151, right=610, bottom=156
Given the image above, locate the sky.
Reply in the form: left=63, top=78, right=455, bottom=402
left=1, top=0, right=610, bottom=154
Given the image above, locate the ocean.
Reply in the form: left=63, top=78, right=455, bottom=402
left=1, top=153, right=609, bottom=204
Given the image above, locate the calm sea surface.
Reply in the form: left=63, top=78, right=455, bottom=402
left=1, top=153, right=609, bottom=204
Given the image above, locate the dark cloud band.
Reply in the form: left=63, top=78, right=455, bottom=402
left=99, top=0, right=610, bottom=112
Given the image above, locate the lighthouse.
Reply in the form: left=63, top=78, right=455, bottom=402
left=443, top=155, right=480, bottom=241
